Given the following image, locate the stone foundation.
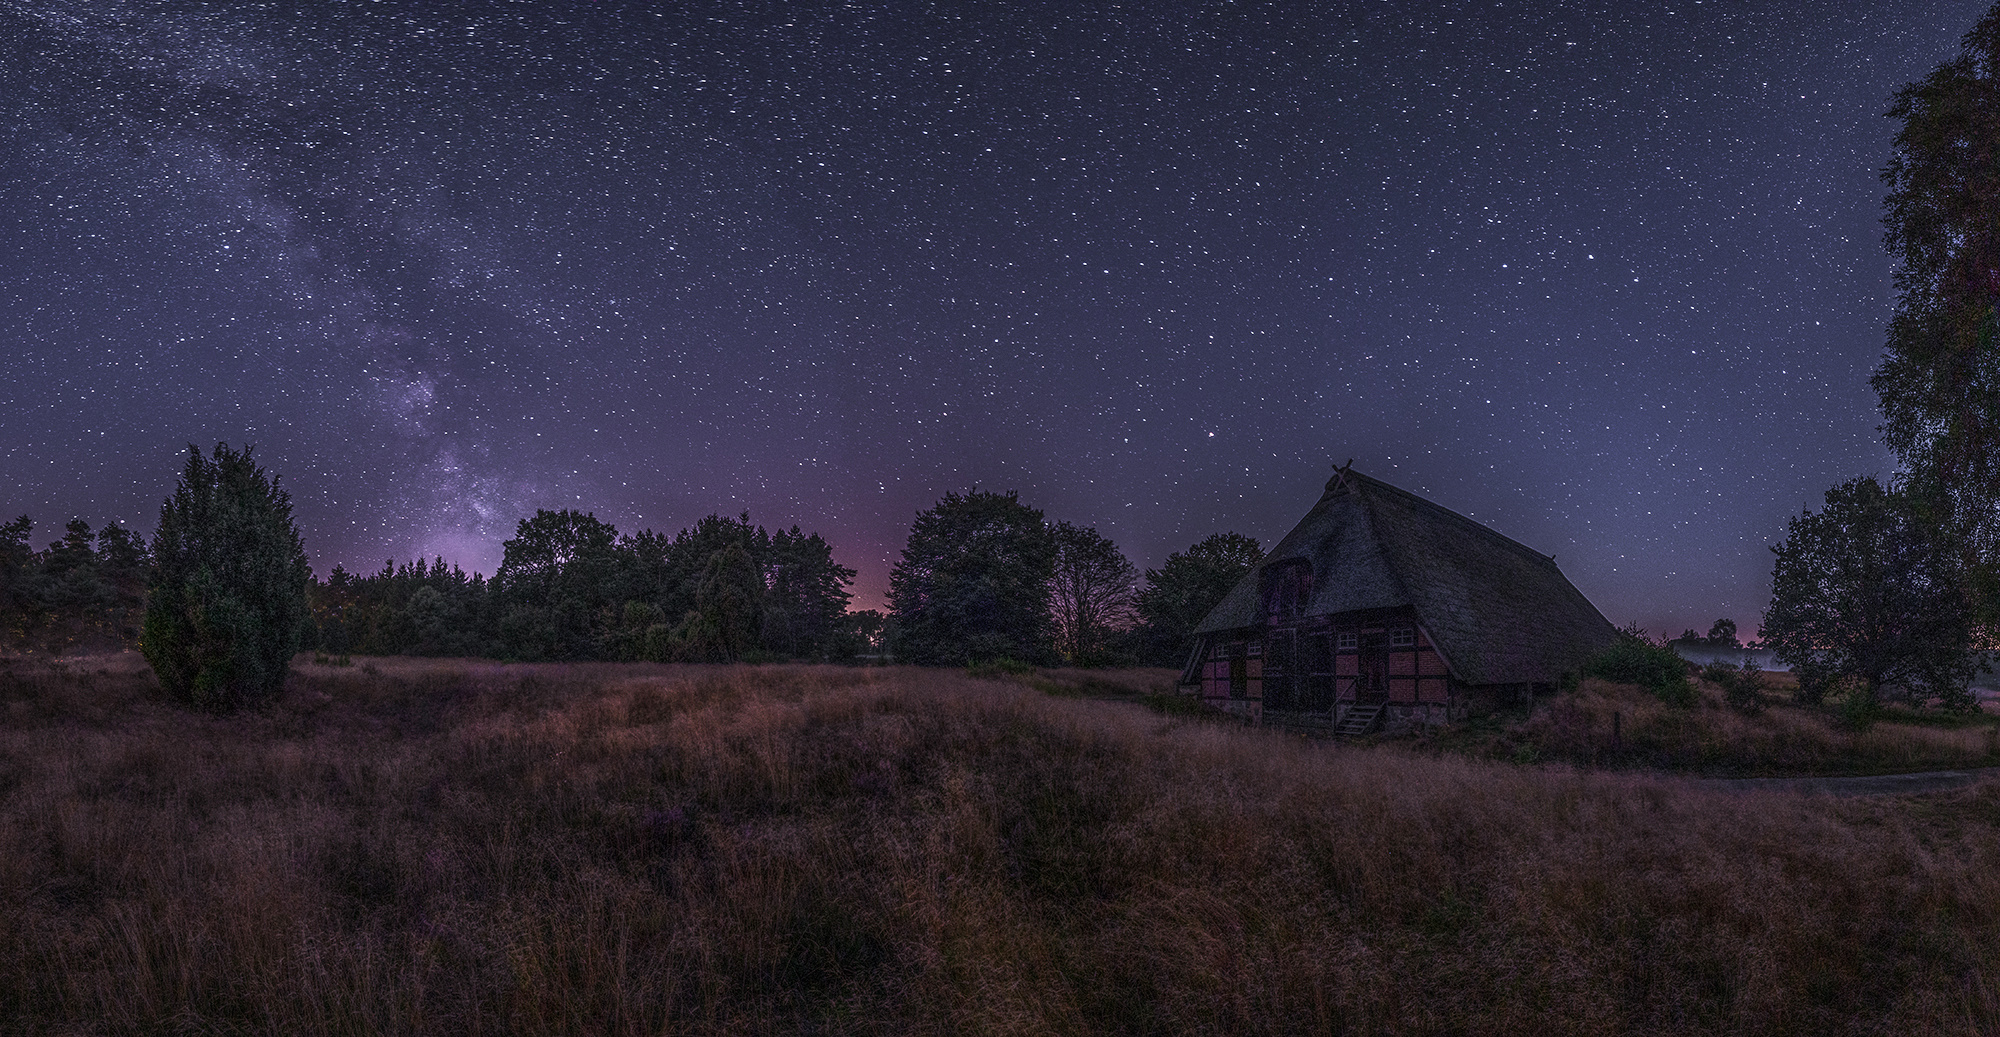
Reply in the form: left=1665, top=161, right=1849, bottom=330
left=1334, top=700, right=1451, bottom=733
left=1191, top=697, right=1458, bottom=732
left=1213, top=698, right=1262, bottom=722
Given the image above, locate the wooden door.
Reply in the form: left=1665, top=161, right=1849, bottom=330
left=1263, top=628, right=1299, bottom=711
left=1304, top=628, right=1336, bottom=712
left=1357, top=630, right=1389, bottom=702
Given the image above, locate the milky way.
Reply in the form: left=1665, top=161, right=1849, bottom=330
left=0, top=1, right=1986, bottom=631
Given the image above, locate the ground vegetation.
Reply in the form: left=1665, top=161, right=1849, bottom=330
left=1428, top=671, right=1999, bottom=779
left=4, top=656, right=2000, bottom=1034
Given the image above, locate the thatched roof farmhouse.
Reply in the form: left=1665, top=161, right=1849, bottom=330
left=1182, top=464, right=1617, bottom=733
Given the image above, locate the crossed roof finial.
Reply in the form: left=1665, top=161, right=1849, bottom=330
left=1328, top=458, right=1356, bottom=491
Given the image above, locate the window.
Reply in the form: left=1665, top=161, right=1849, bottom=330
left=1390, top=627, right=1416, bottom=647
left=1336, top=631, right=1358, bottom=650
left=1246, top=641, right=1263, bottom=658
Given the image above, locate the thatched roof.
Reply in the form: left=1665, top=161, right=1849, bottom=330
left=1194, top=468, right=1617, bottom=685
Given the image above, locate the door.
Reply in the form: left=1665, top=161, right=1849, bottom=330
left=1304, top=628, right=1336, bottom=713
left=1357, top=630, right=1389, bottom=702
left=1264, top=628, right=1299, bottom=711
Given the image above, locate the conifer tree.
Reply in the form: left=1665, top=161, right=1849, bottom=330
left=142, top=444, right=313, bottom=709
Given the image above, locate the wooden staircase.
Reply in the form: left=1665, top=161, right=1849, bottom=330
left=1335, top=702, right=1384, bottom=737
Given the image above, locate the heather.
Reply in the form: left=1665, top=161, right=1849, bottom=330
left=5, top=656, right=2000, bottom=1034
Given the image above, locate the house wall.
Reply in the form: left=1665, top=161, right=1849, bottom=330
left=1349, top=620, right=1446, bottom=705
left=1196, top=609, right=1456, bottom=729
left=1197, top=640, right=1261, bottom=704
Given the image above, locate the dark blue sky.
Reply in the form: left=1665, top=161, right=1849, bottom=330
left=0, top=1, right=1985, bottom=634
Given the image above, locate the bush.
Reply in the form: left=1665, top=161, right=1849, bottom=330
left=141, top=444, right=312, bottom=709
left=1793, top=659, right=1839, bottom=706
left=1583, top=633, right=1695, bottom=707
left=1703, top=661, right=1767, bottom=713
left=1836, top=685, right=1879, bottom=732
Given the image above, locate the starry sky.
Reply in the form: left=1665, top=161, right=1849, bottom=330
left=1, top=0, right=1987, bottom=635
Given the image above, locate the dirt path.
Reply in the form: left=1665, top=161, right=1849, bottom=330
left=1695, top=767, right=2000, bottom=797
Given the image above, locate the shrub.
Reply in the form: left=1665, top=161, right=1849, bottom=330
left=1837, top=684, right=1879, bottom=732
left=1584, top=633, right=1695, bottom=707
left=1793, top=659, right=1839, bottom=705
left=1703, top=661, right=1767, bottom=713
left=141, top=444, right=312, bottom=709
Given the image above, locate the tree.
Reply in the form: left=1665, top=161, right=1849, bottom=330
left=495, top=509, right=620, bottom=607
left=94, top=522, right=149, bottom=643
left=0, top=515, right=34, bottom=648
left=1134, top=532, right=1263, bottom=665
left=849, top=609, right=888, bottom=654
left=1876, top=5, right=2000, bottom=615
left=494, top=509, right=619, bottom=660
left=1706, top=618, right=1740, bottom=648
left=1047, top=521, right=1137, bottom=664
left=889, top=490, right=1055, bottom=665
left=38, top=519, right=114, bottom=650
left=760, top=526, right=856, bottom=658
left=1762, top=477, right=1979, bottom=711
left=673, top=543, right=764, bottom=661
left=142, top=443, right=313, bottom=709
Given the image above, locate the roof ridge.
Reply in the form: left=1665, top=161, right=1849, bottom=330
left=1340, top=470, right=1560, bottom=571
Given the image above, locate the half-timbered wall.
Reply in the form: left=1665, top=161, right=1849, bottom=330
left=1239, top=610, right=1449, bottom=715
left=1331, top=617, right=1446, bottom=704
left=1256, top=620, right=1336, bottom=713
left=1197, top=612, right=1451, bottom=727
left=1200, top=639, right=1261, bottom=702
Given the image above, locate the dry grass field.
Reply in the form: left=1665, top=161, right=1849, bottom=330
left=6, top=654, right=2000, bottom=1035
left=1430, top=675, right=2000, bottom=778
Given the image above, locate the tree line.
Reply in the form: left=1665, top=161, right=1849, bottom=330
left=886, top=489, right=1262, bottom=667
left=309, top=510, right=861, bottom=664
left=2, top=448, right=1265, bottom=703
left=0, top=515, right=149, bottom=653
left=299, top=492, right=1260, bottom=669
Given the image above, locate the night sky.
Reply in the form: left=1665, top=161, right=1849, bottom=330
left=1, top=1, right=1986, bottom=635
